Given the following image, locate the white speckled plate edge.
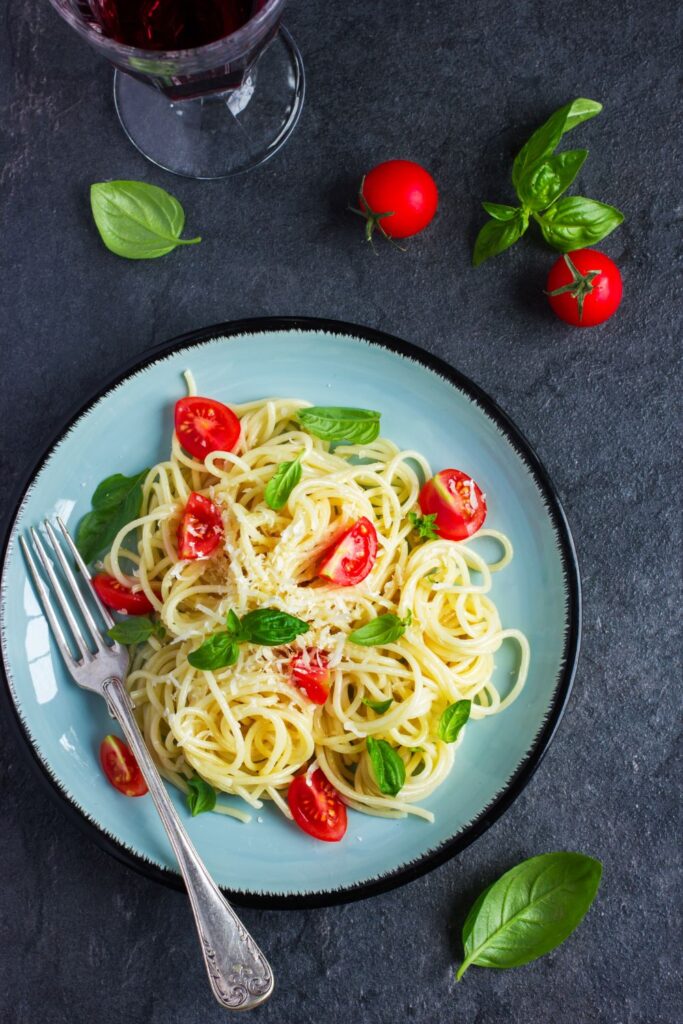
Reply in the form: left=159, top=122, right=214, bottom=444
left=0, top=318, right=581, bottom=908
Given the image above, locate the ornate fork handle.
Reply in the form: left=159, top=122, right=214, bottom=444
left=103, top=676, right=274, bottom=1011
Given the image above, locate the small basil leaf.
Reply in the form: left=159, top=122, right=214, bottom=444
left=239, top=608, right=309, bottom=646
left=186, top=776, right=217, bottom=816
left=481, top=202, right=520, bottom=222
left=473, top=209, right=528, bottom=266
left=511, top=98, right=601, bottom=192
left=366, top=737, right=406, bottom=797
left=361, top=697, right=394, bottom=714
left=438, top=699, right=472, bottom=743
left=456, top=852, right=602, bottom=980
left=225, top=609, right=244, bottom=639
left=76, top=468, right=148, bottom=564
left=298, top=407, right=381, bottom=444
left=537, top=196, right=624, bottom=251
left=90, top=181, right=201, bottom=260
left=264, top=455, right=302, bottom=511
left=107, top=616, right=156, bottom=645
left=187, top=633, right=239, bottom=670
left=348, top=611, right=411, bottom=647
left=91, top=470, right=148, bottom=511
left=516, top=149, right=588, bottom=211
left=408, top=511, right=439, bottom=540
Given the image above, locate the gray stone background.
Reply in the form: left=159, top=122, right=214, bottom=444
left=0, top=1, right=680, bottom=1022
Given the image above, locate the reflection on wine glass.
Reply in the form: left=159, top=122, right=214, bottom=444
left=49, top=1, right=305, bottom=179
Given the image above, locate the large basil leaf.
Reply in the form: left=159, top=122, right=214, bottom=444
left=473, top=209, right=528, bottom=266
left=188, top=633, right=239, bottom=670
left=516, top=149, right=587, bottom=211
left=264, top=455, right=302, bottom=511
left=511, top=99, right=601, bottom=192
left=90, top=181, right=201, bottom=260
left=366, top=737, right=406, bottom=797
left=456, top=852, right=602, bottom=980
left=438, top=699, right=471, bottom=742
left=239, top=608, right=309, bottom=646
left=76, top=468, right=148, bottom=564
left=348, top=611, right=411, bottom=647
left=538, top=196, right=624, bottom=251
left=298, top=407, right=381, bottom=444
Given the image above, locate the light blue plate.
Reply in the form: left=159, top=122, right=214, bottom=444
left=0, top=319, right=580, bottom=907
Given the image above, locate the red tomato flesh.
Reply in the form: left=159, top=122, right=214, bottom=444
left=546, top=249, right=623, bottom=327
left=175, top=397, right=240, bottom=461
left=291, top=648, right=330, bottom=704
left=359, top=159, right=438, bottom=239
left=93, top=573, right=156, bottom=615
left=177, top=492, right=224, bottom=560
left=318, top=517, right=378, bottom=586
left=419, top=469, right=486, bottom=540
left=288, top=769, right=347, bottom=841
left=100, top=735, right=148, bottom=797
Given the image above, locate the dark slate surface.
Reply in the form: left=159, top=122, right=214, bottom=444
left=0, top=1, right=680, bottom=1021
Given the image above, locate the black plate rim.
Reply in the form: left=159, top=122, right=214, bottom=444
left=0, top=316, right=581, bottom=909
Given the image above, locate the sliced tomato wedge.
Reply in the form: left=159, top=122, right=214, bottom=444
left=177, top=492, right=224, bottom=560
left=99, top=735, right=148, bottom=797
left=175, top=396, right=240, bottom=462
left=318, top=517, right=378, bottom=586
left=287, top=768, right=347, bottom=841
left=418, top=469, right=487, bottom=540
left=291, top=648, right=330, bottom=704
left=93, top=573, right=156, bottom=615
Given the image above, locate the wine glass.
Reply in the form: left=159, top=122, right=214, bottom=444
left=48, top=1, right=305, bottom=179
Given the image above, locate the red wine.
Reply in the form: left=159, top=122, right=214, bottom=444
left=89, top=0, right=258, bottom=50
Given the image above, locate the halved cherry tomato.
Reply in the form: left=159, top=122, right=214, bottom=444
left=93, top=573, right=155, bottom=615
left=318, top=517, right=378, bottom=586
left=287, top=768, right=347, bottom=842
left=419, top=469, right=486, bottom=540
left=177, top=492, right=224, bottom=560
left=175, top=396, right=240, bottom=462
left=99, top=735, right=148, bottom=797
left=291, top=649, right=330, bottom=704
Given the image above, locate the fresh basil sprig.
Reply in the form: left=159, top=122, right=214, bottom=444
left=90, top=181, right=201, bottom=260
left=456, top=852, right=602, bottom=980
left=408, top=511, right=439, bottom=541
left=76, top=468, right=149, bottom=564
left=366, top=737, right=405, bottom=797
left=438, top=699, right=471, bottom=742
left=362, top=697, right=394, bottom=714
left=474, top=98, right=624, bottom=264
left=348, top=610, right=411, bottom=647
left=298, top=407, right=381, bottom=444
left=188, top=606, right=309, bottom=671
left=264, top=454, right=302, bottom=510
left=186, top=776, right=217, bottom=816
left=107, top=615, right=164, bottom=645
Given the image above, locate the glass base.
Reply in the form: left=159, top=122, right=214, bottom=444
left=112, top=27, right=305, bottom=179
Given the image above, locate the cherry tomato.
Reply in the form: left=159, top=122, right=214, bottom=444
left=287, top=769, right=347, bottom=842
left=99, top=735, right=148, bottom=797
left=174, top=396, right=240, bottom=461
left=546, top=249, right=623, bottom=327
left=318, top=517, right=378, bottom=586
left=355, top=160, right=438, bottom=241
left=291, top=649, right=330, bottom=704
left=93, top=573, right=156, bottom=615
left=419, top=469, right=486, bottom=540
left=177, top=492, right=224, bottom=560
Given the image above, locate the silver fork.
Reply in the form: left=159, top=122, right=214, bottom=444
left=21, top=517, right=274, bottom=1012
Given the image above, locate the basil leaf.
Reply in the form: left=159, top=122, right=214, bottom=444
left=240, top=608, right=309, bottom=646
left=225, top=609, right=244, bottom=639
left=408, top=511, right=439, bottom=540
left=362, top=697, right=394, bottom=714
left=348, top=611, right=411, bottom=647
left=481, top=202, right=520, bottom=222
left=511, top=98, right=601, bottom=192
left=456, top=852, right=602, bottom=980
left=438, top=699, right=472, bottom=743
left=76, top=468, right=148, bottom=563
left=473, top=209, right=528, bottom=266
left=298, top=407, right=381, bottom=444
left=90, top=181, right=201, bottom=260
left=264, top=455, right=302, bottom=511
left=537, top=196, right=624, bottom=251
left=188, top=633, right=239, bottom=670
left=516, top=149, right=587, bottom=212
left=366, top=737, right=406, bottom=797
left=186, top=776, right=217, bottom=816
left=107, top=616, right=157, bottom=645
